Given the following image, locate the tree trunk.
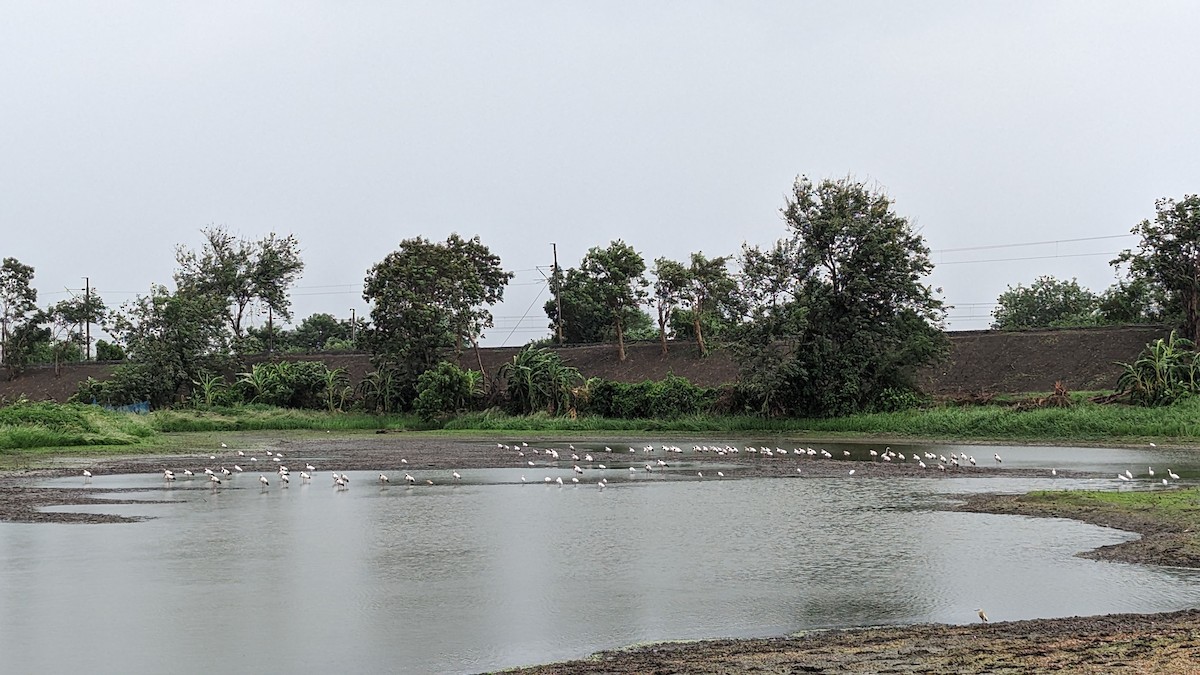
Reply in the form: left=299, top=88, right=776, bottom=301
left=657, top=306, right=668, bottom=356
left=616, top=316, right=626, bottom=362
left=473, top=337, right=487, bottom=386
left=693, top=313, right=707, bottom=356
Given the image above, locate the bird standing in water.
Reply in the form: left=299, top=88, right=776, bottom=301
left=976, top=608, right=989, bottom=623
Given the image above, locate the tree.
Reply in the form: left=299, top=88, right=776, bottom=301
left=651, top=258, right=689, bottom=355
left=990, top=276, right=1099, bottom=329
left=362, top=234, right=511, bottom=407
left=0, top=257, right=37, bottom=368
left=174, top=226, right=305, bottom=342
left=578, top=240, right=648, bottom=361
left=544, top=267, right=650, bottom=345
left=681, top=252, right=736, bottom=355
left=729, top=176, right=946, bottom=416
left=104, top=285, right=230, bottom=407
left=1113, top=195, right=1200, bottom=343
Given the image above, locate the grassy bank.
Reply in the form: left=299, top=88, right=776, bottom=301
left=3, top=397, right=1200, bottom=456
left=959, top=486, right=1200, bottom=568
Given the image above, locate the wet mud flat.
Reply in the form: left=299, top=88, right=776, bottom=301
left=501, top=609, right=1200, bottom=674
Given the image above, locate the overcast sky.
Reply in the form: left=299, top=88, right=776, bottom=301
left=3, top=1, right=1198, bottom=346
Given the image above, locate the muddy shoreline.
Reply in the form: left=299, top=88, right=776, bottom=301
left=4, top=433, right=1197, bottom=673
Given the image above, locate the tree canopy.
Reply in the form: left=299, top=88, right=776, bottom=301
left=1113, top=194, right=1200, bottom=343
left=362, top=234, right=511, bottom=407
left=991, top=276, right=1099, bottom=329
left=174, top=226, right=305, bottom=342
left=729, top=176, right=946, bottom=416
left=577, top=240, right=648, bottom=361
left=0, top=257, right=37, bottom=368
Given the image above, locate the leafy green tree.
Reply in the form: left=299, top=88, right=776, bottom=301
left=578, top=240, right=649, bottom=361
left=651, top=258, right=689, bottom=355
left=1113, top=195, right=1200, bottom=343
left=174, top=226, right=305, bottom=342
left=545, top=267, right=651, bottom=345
left=990, top=276, right=1100, bottom=329
left=362, top=234, right=511, bottom=408
left=105, top=285, right=230, bottom=407
left=1096, top=278, right=1166, bottom=325
left=94, top=339, right=125, bottom=361
left=0, top=257, right=38, bottom=369
left=680, top=252, right=736, bottom=355
left=730, top=176, right=946, bottom=416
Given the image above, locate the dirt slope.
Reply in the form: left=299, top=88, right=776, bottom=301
left=0, top=325, right=1170, bottom=403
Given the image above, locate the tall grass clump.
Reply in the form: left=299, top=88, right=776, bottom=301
left=0, top=401, right=156, bottom=449
left=148, top=406, right=419, bottom=433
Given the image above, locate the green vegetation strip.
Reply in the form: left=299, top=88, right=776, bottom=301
left=4, top=397, right=1200, bottom=456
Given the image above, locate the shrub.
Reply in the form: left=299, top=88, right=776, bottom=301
left=582, top=375, right=715, bottom=418
left=414, top=361, right=477, bottom=421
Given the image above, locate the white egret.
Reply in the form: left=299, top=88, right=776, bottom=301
left=233, top=465, right=243, bottom=472
left=1125, top=469, right=1133, bottom=479
left=452, top=472, right=461, bottom=481
left=976, top=608, right=989, bottom=623
left=300, top=471, right=311, bottom=481
left=555, top=477, right=564, bottom=486
left=236, top=450, right=244, bottom=457
left=405, top=473, right=415, bottom=484
left=379, top=473, right=390, bottom=483
left=220, top=443, right=227, bottom=449
left=1149, top=467, right=1155, bottom=477
left=848, top=469, right=856, bottom=476
left=717, top=471, right=725, bottom=477
left=1169, top=469, right=1180, bottom=480
left=994, top=454, right=1002, bottom=464
left=305, top=463, right=316, bottom=472
left=1118, top=474, right=1130, bottom=481
left=259, top=475, right=269, bottom=487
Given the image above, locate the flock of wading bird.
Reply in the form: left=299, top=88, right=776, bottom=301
left=78, top=440, right=1182, bottom=490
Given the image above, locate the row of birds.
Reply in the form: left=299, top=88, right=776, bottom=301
left=79, top=440, right=1183, bottom=489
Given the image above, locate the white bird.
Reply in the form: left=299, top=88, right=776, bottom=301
left=405, top=473, right=415, bottom=484
left=1163, top=478, right=1169, bottom=486
left=341, top=474, right=350, bottom=483
left=976, top=608, right=989, bottom=623
left=1150, top=442, right=1157, bottom=447
left=571, top=477, right=579, bottom=484
left=717, top=471, right=724, bottom=477
left=220, top=467, right=232, bottom=477
left=1051, top=469, right=1057, bottom=477
left=236, top=450, right=244, bottom=457
left=220, top=443, right=227, bottom=449
left=1118, top=474, right=1130, bottom=481
left=697, top=471, right=704, bottom=478
left=994, top=454, right=1002, bottom=464
left=163, top=470, right=175, bottom=482
left=1149, top=467, right=1155, bottom=477
left=848, top=469, right=856, bottom=476
left=969, top=456, right=976, bottom=466
left=1125, top=469, right=1134, bottom=479
left=183, top=469, right=194, bottom=478
left=1168, top=469, right=1180, bottom=480
left=452, top=472, right=461, bottom=481
left=555, top=477, right=564, bottom=486
left=259, top=475, right=269, bottom=487
left=306, top=463, right=316, bottom=472
left=233, top=465, right=243, bottom=472
left=279, top=473, right=289, bottom=485
left=209, top=474, right=221, bottom=486
left=335, top=476, right=348, bottom=489
left=300, top=471, right=311, bottom=481
left=379, top=473, right=390, bottom=483
left=520, top=475, right=526, bottom=483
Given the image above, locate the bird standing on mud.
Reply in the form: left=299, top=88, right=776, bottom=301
left=976, top=608, right=989, bottom=623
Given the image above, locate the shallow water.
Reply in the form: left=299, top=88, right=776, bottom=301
left=4, top=442, right=1200, bottom=674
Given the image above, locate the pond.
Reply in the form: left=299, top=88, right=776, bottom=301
left=2, top=440, right=1199, bottom=674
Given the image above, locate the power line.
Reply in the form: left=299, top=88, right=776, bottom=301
left=936, top=250, right=1120, bottom=266
left=932, top=233, right=1135, bottom=254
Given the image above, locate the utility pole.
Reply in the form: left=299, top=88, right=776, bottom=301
left=267, top=306, right=274, bottom=353
left=552, top=243, right=563, bottom=345
left=350, top=308, right=357, bottom=342
left=83, top=277, right=91, bottom=360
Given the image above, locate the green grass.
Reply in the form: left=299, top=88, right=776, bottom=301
left=4, top=396, right=1200, bottom=457
left=0, top=402, right=155, bottom=450
left=148, top=405, right=422, bottom=433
